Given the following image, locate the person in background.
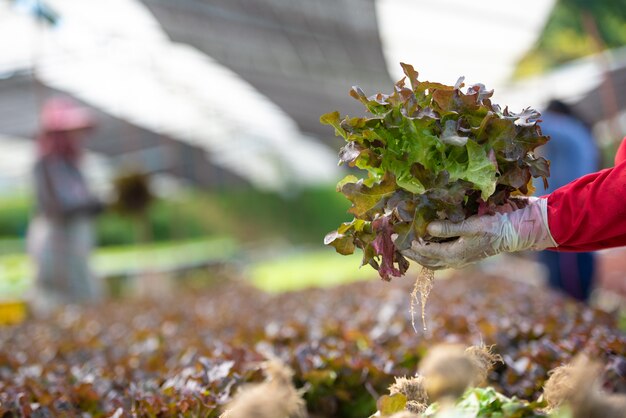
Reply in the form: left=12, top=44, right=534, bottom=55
left=27, top=97, right=104, bottom=313
left=534, top=99, right=599, bottom=301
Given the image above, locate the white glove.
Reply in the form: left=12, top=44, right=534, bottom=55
left=401, top=197, right=558, bottom=270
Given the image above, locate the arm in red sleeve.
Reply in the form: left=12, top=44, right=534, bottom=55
left=546, top=155, right=626, bottom=252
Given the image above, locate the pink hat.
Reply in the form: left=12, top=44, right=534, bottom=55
left=40, top=97, right=96, bottom=132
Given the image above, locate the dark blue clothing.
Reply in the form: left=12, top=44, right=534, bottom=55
left=537, top=111, right=598, bottom=193
left=536, top=111, right=599, bottom=302
left=539, top=251, right=595, bottom=302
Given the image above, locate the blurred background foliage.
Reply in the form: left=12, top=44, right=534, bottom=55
left=0, top=185, right=351, bottom=252
left=515, top=0, right=626, bottom=77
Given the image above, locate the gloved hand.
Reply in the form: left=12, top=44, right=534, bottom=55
left=401, top=197, right=558, bottom=270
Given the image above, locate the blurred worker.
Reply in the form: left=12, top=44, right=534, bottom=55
left=534, top=99, right=599, bottom=301
left=402, top=136, right=626, bottom=279
left=27, top=97, right=104, bottom=312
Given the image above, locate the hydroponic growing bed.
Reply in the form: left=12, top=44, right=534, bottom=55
left=0, top=270, right=624, bottom=417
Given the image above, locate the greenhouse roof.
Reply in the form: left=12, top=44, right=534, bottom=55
left=1, top=0, right=623, bottom=194
left=0, top=0, right=341, bottom=191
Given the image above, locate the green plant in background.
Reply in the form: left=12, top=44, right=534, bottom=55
left=126, top=185, right=352, bottom=247
left=0, top=184, right=352, bottom=251
left=0, top=196, right=31, bottom=240
left=322, top=63, right=549, bottom=281
left=515, top=0, right=626, bottom=77
left=204, top=185, right=352, bottom=244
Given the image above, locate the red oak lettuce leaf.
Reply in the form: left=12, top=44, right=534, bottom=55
left=321, top=63, right=550, bottom=280
left=371, top=215, right=409, bottom=281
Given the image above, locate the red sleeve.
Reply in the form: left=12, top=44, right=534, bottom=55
left=546, top=141, right=626, bottom=251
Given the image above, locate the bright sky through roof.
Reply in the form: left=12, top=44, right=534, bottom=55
left=0, top=0, right=341, bottom=191
left=376, top=0, right=556, bottom=97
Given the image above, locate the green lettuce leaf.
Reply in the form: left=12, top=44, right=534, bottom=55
left=323, top=63, right=550, bottom=280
